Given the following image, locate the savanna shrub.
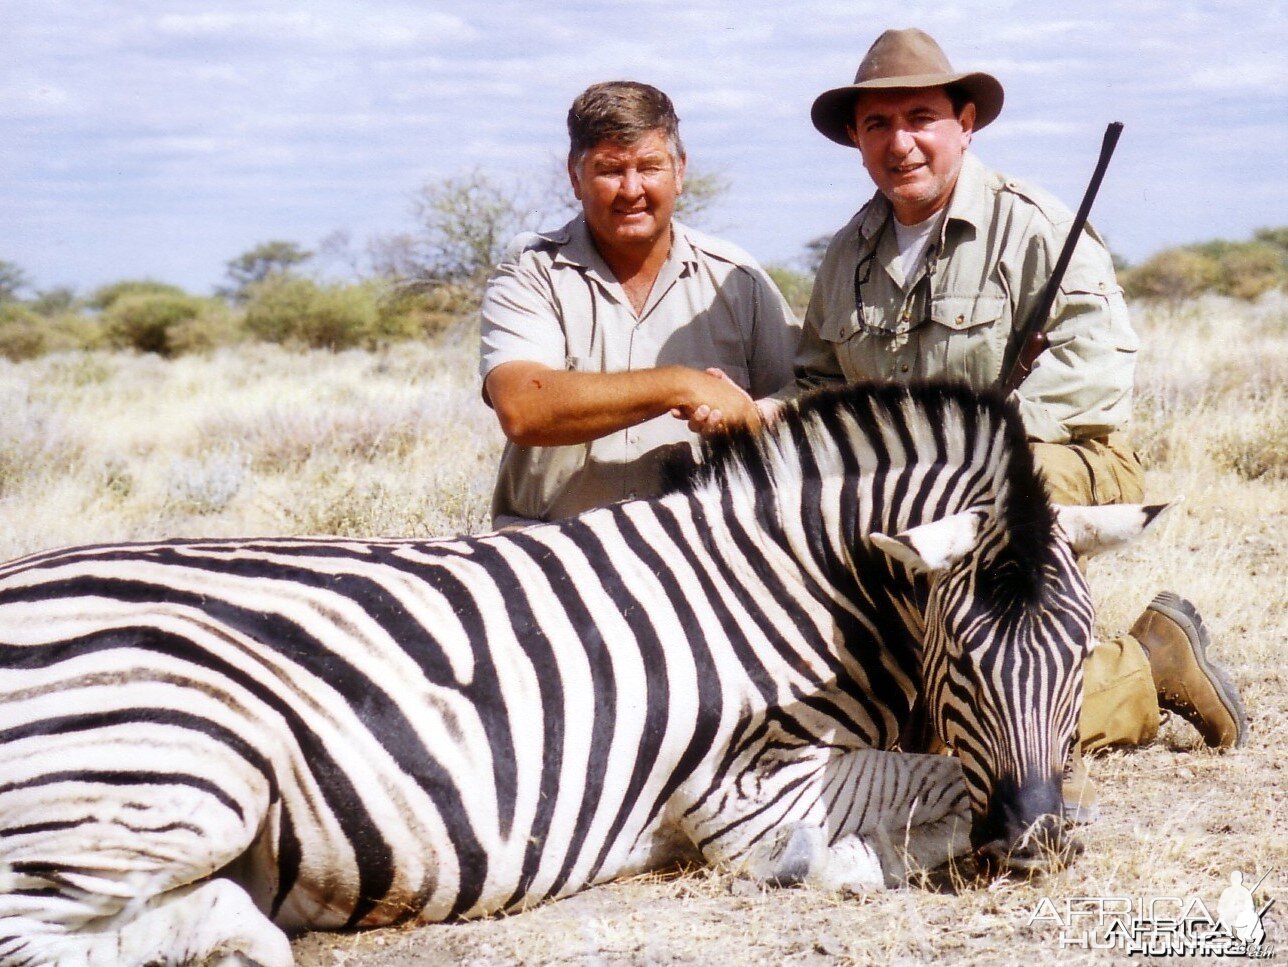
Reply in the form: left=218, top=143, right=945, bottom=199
left=1209, top=410, right=1288, bottom=482
left=1123, top=249, right=1222, bottom=302
left=0, top=305, right=102, bottom=360
left=165, top=304, right=246, bottom=355
left=765, top=264, right=813, bottom=317
left=376, top=282, right=479, bottom=340
left=243, top=276, right=381, bottom=350
left=89, top=279, right=190, bottom=311
left=103, top=292, right=213, bottom=355
left=0, top=304, right=48, bottom=360
left=1216, top=243, right=1286, bottom=301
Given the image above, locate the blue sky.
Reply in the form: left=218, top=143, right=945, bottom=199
left=3, top=0, right=1285, bottom=295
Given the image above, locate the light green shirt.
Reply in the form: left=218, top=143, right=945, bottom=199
left=796, top=153, right=1138, bottom=443
left=480, top=215, right=798, bottom=522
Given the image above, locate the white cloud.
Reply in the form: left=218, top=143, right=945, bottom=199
left=152, top=7, right=476, bottom=50
left=1188, top=59, right=1288, bottom=91
left=985, top=119, right=1084, bottom=139
left=0, top=76, right=75, bottom=118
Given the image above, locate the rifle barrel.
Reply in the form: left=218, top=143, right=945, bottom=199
left=998, top=121, right=1124, bottom=393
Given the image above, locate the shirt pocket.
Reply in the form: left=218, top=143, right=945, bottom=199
left=816, top=306, right=861, bottom=345
left=929, top=287, right=1012, bottom=384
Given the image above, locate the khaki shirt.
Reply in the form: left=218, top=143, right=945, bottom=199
left=480, top=215, right=798, bottom=522
left=797, top=153, right=1137, bottom=443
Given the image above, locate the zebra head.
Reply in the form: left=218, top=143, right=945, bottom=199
left=673, top=381, right=1168, bottom=876
left=872, top=491, right=1168, bottom=874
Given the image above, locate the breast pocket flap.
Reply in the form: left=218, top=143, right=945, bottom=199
left=930, top=292, right=1008, bottom=332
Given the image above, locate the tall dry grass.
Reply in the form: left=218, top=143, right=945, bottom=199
left=0, top=320, right=499, bottom=558
left=0, top=297, right=1283, bottom=964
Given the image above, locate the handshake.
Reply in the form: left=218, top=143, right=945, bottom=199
left=670, top=366, right=784, bottom=437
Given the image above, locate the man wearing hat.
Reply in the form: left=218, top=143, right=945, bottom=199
left=798, top=29, right=1247, bottom=800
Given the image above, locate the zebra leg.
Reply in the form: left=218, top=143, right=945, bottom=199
left=1, top=877, right=293, bottom=967
left=683, top=746, right=969, bottom=891
left=0, top=741, right=285, bottom=964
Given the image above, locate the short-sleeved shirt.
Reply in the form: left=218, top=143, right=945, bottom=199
left=480, top=215, right=799, bottom=522
left=796, top=153, right=1138, bottom=443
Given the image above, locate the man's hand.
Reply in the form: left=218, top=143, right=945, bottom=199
left=670, top=367, right=762, bottom=436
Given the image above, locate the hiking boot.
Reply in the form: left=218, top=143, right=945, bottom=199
left=1061, top=747, right=1099, bottom=824
left=1130, top=592, right=1248, bottom=749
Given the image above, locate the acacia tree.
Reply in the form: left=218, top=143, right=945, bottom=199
left=0, top=261, right=31, bottom=303
left=221, top=241, right=312, bottom=302
left=407, top=170, right=532, bottom=287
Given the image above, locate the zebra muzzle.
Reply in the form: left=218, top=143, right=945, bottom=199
left=973, top=774, right=1080, bottom=875
left=975, top=813, right=1083, bottom=875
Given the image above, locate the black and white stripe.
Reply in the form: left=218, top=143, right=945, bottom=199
left=0, top=382, right=1154, bottom=965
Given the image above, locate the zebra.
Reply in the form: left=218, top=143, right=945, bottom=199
left=0, top=381, right=1163, bottom=965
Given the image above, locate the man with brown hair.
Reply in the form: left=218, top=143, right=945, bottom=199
left=799, top=29, right=1247, bottom=806
left=481, top=81, right=795, bottom=526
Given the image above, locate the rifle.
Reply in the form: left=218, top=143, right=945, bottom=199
left=997, top=121, right=1124, bottom=394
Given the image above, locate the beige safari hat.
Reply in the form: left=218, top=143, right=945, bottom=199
left=811, top=28, right=1004, bottom=146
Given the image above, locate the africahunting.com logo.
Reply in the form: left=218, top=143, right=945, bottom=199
left=1028, top=870, right=1276, bottom=958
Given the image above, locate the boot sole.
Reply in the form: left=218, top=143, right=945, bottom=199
left=1147, top=592, right=1248, bottom=748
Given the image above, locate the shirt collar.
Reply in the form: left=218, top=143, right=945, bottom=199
left=551, top=214, right=695, bottom=278
left=941, top=152, right=989, bottom=236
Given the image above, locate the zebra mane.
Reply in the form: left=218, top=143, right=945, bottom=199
left=661, top=381, right=1058, bottom=596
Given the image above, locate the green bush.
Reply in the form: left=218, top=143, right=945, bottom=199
left=88, top=279, right=190, bottom=311
left=29, top=287, right=79, bottom=317
left=166, top=304, right=246, bottom=355
left=1123, top=231, right=1288, bottom=303
left=45, top=312, right=106, bottom=353
left=103, top=292, right=208, bottom=355
left=1216, top=243, right=1286, bottom=300
left=243, top=276, right=380, bottom=350
left=0, top=304, right=47, bottom=360
left=375, top=282, right=479, bottom=341
left=0, top=305, right=103, bottom=360
left=764, top=264, right=813, bottom=317
left=1122, top=248, right=1222, bottom=302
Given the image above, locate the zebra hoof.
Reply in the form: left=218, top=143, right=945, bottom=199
left=742, top=825, right=825, bottom=886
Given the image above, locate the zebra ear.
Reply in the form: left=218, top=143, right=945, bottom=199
left=869, top=511, right=983, bottom=574
left=1054, top=503, right=1173, bottom=557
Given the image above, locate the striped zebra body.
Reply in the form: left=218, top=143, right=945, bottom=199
left=0, top=382, right=1162, bottom=965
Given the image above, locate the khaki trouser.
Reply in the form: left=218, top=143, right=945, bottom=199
left=1031, top=433, right=1160, bottom=752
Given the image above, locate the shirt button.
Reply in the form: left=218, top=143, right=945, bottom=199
left=955, top=314, right=965, bottom=324
left=900, top=363, right=910, bottom=373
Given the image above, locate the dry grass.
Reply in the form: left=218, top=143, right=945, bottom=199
left=0, top=322, right=498, bottom=555
left=0, top=298, right=1283, bottom=964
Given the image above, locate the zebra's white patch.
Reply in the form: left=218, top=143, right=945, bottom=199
left=869, top=511, right=985, bottom=574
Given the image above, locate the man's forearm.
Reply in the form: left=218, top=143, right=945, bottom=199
left=485, top=363, right=756, bottom=447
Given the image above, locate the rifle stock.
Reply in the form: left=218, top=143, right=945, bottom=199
left=1001, top=330, right=1049, bottom=395
left=997, top=121, right=1123, bottom=394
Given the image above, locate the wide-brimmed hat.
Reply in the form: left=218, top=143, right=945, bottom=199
left=811, top=28, right=1004, bottom=147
